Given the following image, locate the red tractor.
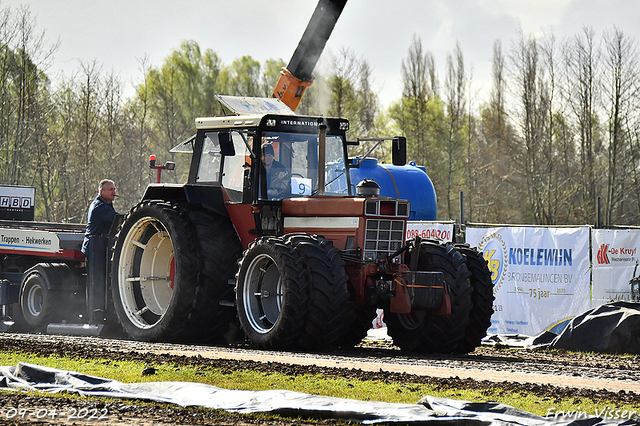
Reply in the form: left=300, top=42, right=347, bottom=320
left=107, top=97, right=493, bottom=353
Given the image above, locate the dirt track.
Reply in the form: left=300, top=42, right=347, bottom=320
left=0, top=332, right=638, bottom=425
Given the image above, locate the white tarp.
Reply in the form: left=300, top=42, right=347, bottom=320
left=0, top=362, right=630, bottom=425
left=466, top=226, right=591, bottom=336
left=592, top=229, right=640, bottom=305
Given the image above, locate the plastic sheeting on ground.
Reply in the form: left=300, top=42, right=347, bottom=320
left=0, top=362, right=637, bottom=425
left=483, top=302, right=640, bottom=355
left=549, top=302, right=640, bottom=354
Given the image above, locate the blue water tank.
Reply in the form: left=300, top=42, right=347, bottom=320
left=349, top=158, right=437, bottom=220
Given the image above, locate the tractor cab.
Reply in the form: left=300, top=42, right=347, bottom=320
left=187, top=115, right=351, bottom=202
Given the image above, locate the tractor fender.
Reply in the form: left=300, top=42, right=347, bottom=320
left=141, top=184, right=229, bottom=218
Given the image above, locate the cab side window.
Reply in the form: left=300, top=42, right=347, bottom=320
left=222, top=132, right=248, bottom=202
left=197, top=133, right=222, bottom=183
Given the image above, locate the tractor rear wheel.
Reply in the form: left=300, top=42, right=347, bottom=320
left=283, top=233, right=349, bottom=350
left=455, top=244, right=495, bottom=353
left=236, top=237, right=308, bottom=349
left=111, top=201, right=198, bottom=342
left=182, top=208, right=242, bottom=343
left=385, top=240, right=472, bottom=353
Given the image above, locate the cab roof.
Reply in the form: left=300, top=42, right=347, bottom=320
left=196, top=95, right=298, bottom=130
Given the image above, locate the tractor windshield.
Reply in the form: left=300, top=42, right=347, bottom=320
left=260, top=131, right=348, bottom=200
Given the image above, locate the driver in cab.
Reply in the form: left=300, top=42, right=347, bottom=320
left=261, top=142, right=288, bottom=199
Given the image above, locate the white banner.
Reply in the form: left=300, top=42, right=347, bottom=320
left=0, top=229, right=60, bottom=253
left=466, top=226, right=590, bottom=336
left=405, top=221, right=454, bottom=242
left=592, top=229, right=640, bottom=304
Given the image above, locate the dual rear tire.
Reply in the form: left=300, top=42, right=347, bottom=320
left=236, top=237, right=492, bottom=353
left=110, top=201, right=240, bottom=343
left=384, top=239, right=494, bottom=354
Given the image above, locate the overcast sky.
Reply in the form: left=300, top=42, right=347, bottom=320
left=3, top=0, right=640, bottom=108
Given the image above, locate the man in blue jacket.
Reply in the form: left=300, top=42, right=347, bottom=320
left=82, top=179, right=118, bottom=324
left=82, top=179, right=117, bottom=255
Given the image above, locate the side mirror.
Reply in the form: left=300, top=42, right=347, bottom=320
left=218, top=132, right=236, bottom=156
left=392, top=136, right=406, bottom=166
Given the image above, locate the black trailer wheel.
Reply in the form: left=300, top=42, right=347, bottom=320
left=385, top=240, right=472, bottom=353
left=19, top=272, right=63, bottom=329
left=283, top=233, right=349, bottom=350
left=236, top=237, right=308, bottom=349
left=455, top=244, right=495, bottom=353
left=182, top=208, right=242, bottom=343
left=111, top=201, right=198, bottom=342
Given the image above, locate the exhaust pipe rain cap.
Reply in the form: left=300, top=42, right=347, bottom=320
left=356, top=179, right=380, bottom=197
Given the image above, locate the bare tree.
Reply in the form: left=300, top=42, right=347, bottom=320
left=602, top=27, right=640, bottom=224
left=77, top=60, right=105, bottom=220
left=443, top=42, right=466, bottom=218
left=538, top=30, right=567, bottom=224
left=564, top=27, right=602, bottom=224
left=510, top=30, right=542, bottom=223
left=130, top=55, right=152, bottom=196
left=476, top=39, right=521, bottom=222
left=357, top=59, right=378, bottom=136
left=0, top=6, right=57, bottom=186
left=398, top=34, right=440, bottom=157
left=328, top=48, right=359, bottom=122
left=389, top=35, right=449, bottom=217
left=0, top=5, right=17, bottom=180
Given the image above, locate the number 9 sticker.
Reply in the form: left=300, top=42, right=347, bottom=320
left=291, top=177, right=311, bottom=196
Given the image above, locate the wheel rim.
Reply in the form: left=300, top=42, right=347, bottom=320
left=242, top=253, right=283, bottom=334
left=26, top=283, right=43, bottom=318
left=117, top=216, right=175, bottom=329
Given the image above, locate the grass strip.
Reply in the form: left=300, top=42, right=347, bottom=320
left=0, top=349, right=637, bottom=422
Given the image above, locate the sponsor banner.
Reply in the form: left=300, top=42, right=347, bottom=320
left=0, top=186, right=35, bottom=221
left=0, top=229, right=60, bottom=253
left=406, top=221, right=454, bottom=242
left=592, top=229, right=640, bottom=304
left=466, top=226, right=590, bottom=336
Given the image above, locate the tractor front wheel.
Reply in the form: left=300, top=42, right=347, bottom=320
left=236, top=237, right=308, bottom=349
left=283, top=233, right=350, bottom=350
